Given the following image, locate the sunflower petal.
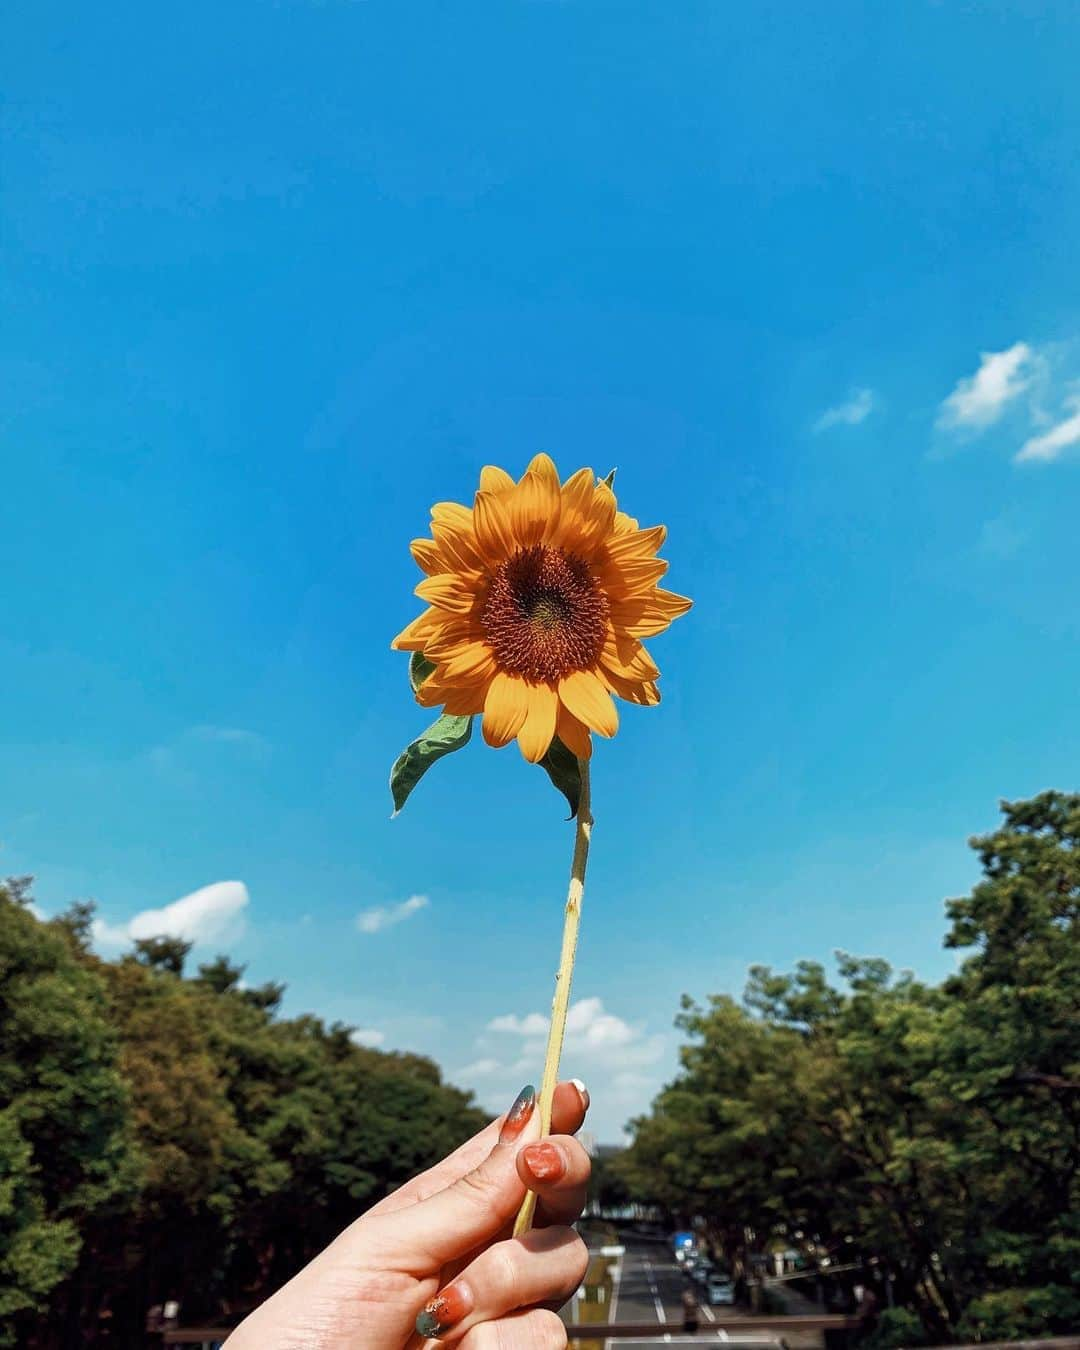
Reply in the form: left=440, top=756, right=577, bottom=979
left=517, top=682, right=559, bottom=762
left=391, top=610, right=438, bottom=651
left=415, top=574, right=479, bottom=615
left=482, top=672, right=530, bottom=747
left=473, top=490, right=518, bottom=564
left=410, top=538, right=446, bottom=574
left=600, top=634, right=661, bottom=682
left=600, top=669, right=661, bottom=706
left=431, top=520, right=485, bottom=573
left=555, top=704, right=592, bottom=760
left=574, top=481, right=617, bottom=556
left=431, top=501, right=474, bottom=530
left=552, top=467, right=596, bottom=549
left=479, top=464, right=515, bottom=495
left=435, top=642, right=496, bottom=683
left=509, top=469, right=561, bottom=549
left=558, top=670, right=619, bottom=738
left=602, top=555, right=669, bottom=598
left=603, top=524, right=667, bottom=563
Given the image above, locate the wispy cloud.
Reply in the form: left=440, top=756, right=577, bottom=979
left=350, top=1027, right=386, bottom=1048
left=457, top=1057, right=501, bottom=1078
left=1015, top=395, right=1080, bottom=464
left=937, top=342, right=1035, bottom=432
left=93, top=880, right=250, bottom=950
left=189, top=725, right=270, bottom=753
left=978, top=516, right=1027, bottom=560
left=355, top=894, right=429, bottom=934
left=813, top=387, right=875, bottom=433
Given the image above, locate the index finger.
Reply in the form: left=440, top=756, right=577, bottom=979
left=367, top=1079, right=589, bottom=1218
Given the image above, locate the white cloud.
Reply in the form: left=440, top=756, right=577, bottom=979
left=457, top=1058, right=501, bottom=1078
left=813, top=387, right=875, bottom=432
left=350, top=1027, right=386, bottom=1048
left=1014, top=396, right=1080, bottom=464
left=468, top=996, right=668, bottom=1141
left=937, top=342, right=1034, bottom=431
left=92, top=880, right=249, bottom=950
left=486, top=997, right=664, bottom=1068
left=488, top=1011, right=550, bottom=1036
left=356, top=894, right=429, bottom=934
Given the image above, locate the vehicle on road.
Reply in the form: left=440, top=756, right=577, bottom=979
left=706, top=1276, right=737, bottom=1306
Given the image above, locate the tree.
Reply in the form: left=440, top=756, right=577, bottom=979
left=0, top=883, right=136, bottom=1348
left=617, top=793, right=1080, bottom=1340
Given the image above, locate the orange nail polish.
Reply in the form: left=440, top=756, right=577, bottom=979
left=521, top=1141, right=566, bottom=1182
left=416, top=1281, right=473, bottom=1338
left=499, top=1084, right=536, bottom=1143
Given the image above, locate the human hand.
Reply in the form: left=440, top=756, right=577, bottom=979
left=226, top=1080, right=592, bottom=1349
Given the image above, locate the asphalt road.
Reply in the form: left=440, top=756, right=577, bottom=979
left=581, top=1233, right=785, bottom=1350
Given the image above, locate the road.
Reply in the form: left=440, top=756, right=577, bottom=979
left=594, top=1232, right=773, bottom=1348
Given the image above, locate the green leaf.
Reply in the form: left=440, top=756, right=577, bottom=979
left=409, top=652, right=436, bottom=693
left=539, top=736, right=582, bottom=818
left=601, top=467, right=617, bottom=489
left=390, top=714, right=473, bottom=815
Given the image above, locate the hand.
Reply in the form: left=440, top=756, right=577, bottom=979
left=226, top=1080, right=592, bottom=1349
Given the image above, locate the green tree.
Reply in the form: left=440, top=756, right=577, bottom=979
left=618, top=793, right=1080, bottom=1340
left=0, top=882, right=136, bottom=1347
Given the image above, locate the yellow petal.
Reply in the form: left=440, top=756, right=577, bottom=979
left=390, top=610, right=438, bottom=651
left=516, top=682, right=559, bottom=762
left=602, top=555, right=669, bottom=598
left=600, top=634, right=661, bottom=682
left=410, top=538, right=446, bottom=574
left=431, top=501, right=473, bottom=530
left=435, top=641, right=496, bottom=683
left=601, top=669, right=661, bottom=706
left=613, top=510, right=640, bottom=535
left=552, top=467, right=596, bottom=550
left=422, top=620, right=483, bottom=657
left=556, top=703, right=592, bottom=760
left=479, top=464, right=515, bottom=495
left=603, top=524, right=667, bottom=563
left=415, top=574, right=479, bottom=615
left=417, top=674, right=491, bottom=715
left=610, top=588, right=693, bottom=638
left=483, top=672, right=530, bottom=747
left=525, top=452, right=560, bottom=484
left=509, top=469, right=561, bottom=549
left=558, top=670, right=619, bottom=738
left=431, top=521, right=485, bottom=573
left=473, top=490, right=518, bottom=565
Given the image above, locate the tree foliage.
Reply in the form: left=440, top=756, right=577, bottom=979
left=617, top=792, right=1080, bottom=1342
left=0, top=880, right=485, bottom=1347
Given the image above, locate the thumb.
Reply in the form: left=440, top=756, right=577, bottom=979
left=383, top=1085, right=538, bottom=1267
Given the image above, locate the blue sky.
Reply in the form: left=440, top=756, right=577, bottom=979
left=3, top=2, right=1079, bottom=1141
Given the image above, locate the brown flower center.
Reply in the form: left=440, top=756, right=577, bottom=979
left=481, top=545, right=609, bottom=682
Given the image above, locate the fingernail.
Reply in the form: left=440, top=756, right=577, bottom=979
left=521, top=1140, right=566, bottom=1183
left=416, top=1281, right=473, bottom=1338
left=570, top=1077, right=590, bottom=1109
left=499, top=1084, right=536, bottom=1143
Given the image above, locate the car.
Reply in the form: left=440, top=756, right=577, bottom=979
left=706, top=1277, right=737, bottom=1306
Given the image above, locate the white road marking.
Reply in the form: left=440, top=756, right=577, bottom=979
left=700, top=1301, right=716, bottom=1322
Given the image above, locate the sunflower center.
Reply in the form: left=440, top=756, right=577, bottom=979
left=482, top=545, right=609, bottom=682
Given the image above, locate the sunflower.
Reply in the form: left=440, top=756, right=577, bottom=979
left=391, top=455, right=691, bottom=764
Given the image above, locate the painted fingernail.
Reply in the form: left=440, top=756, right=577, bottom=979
left=416, top=1281, right=473, bottom=1338
left=570, top=1077, right=590, bottom=1109
left=521, top=1140, right=567, bottom=1183
left=499, top=1084, right=536, bottom=1143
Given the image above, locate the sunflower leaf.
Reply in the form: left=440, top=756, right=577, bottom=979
left=538, top=736, right=582, bottom=819
left=390, top=713, right=473, bottom=815
left=601, top=468, right=617, bottom=489
left=409, top=652, right=436, bottom=693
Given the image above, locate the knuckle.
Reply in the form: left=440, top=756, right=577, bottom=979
left=454, top=1164, right=501, bottom=1214
left=537, top=1310, right=568, bottom=1349
left=491, top=1240, right=523, bottom=1302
